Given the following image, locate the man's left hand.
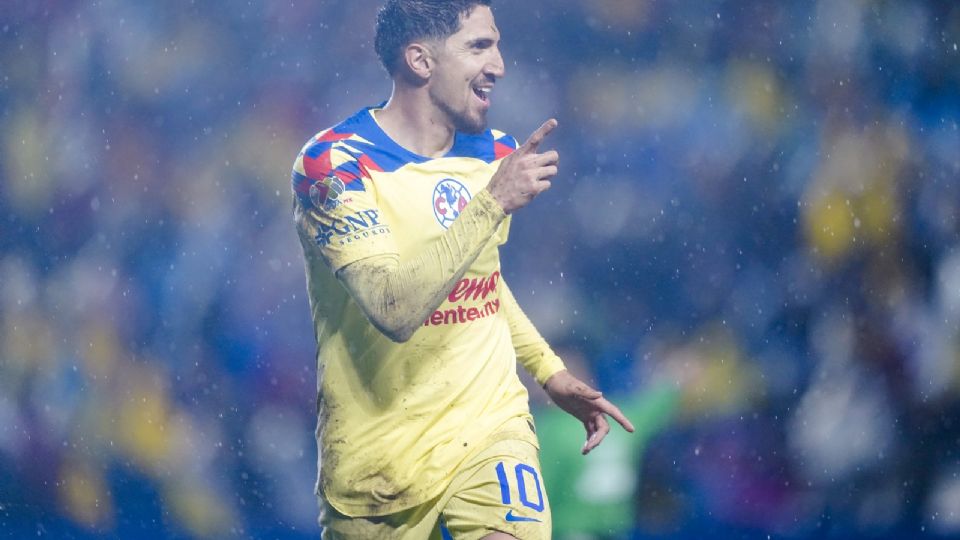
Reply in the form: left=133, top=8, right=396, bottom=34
left=543, top=369, right=635, bottom=455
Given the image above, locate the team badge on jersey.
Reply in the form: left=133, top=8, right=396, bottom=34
left=310, top=175, right=346, bottom=211
left=433, top=178, right=471, bottom=229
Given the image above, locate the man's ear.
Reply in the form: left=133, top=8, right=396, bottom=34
left=403, top=42, right=435, bottom=81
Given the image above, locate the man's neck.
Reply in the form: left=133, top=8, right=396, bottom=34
left=374, top=84, right=456, bottom=158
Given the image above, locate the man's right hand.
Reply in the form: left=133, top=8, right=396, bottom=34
left=486, top=119, right=559, bottom=214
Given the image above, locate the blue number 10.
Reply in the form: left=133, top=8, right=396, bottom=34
left=494, top=461, right=544, bottom=512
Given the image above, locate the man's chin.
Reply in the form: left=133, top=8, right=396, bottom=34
left=455, top=114, right=487, bottom=135
left=437, top=99, right=487, bottom=134
left=459, top=124, right=486, bottom=135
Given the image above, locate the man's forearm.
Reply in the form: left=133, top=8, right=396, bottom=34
left=337, top=189, right=506, bottom=342
left=500, top=281, right=566, bottom=385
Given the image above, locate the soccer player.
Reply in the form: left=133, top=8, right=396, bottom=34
left=291, top=1, right=634, bottom=538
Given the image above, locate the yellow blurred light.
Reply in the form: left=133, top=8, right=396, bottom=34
left=857, top=182, right=899, bottom=246
left=80, top=322, right=120, bottom=381
left=725, top=61, right=784, bottom=132
left=59, top=461, right=114, bottom=529
left=805, top=191, right=855, bottom=261
left=167, top=483, right=233, bottom=538
left=2, top=109, right=54, bottom=216
left=1, top=310, right=56, bottom=374
left=116, top=366, right=173, bottom=473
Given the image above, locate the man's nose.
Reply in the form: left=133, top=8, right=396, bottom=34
left=486, top=48, right=505, bottom=79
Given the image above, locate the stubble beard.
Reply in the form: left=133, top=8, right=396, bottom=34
left=433, top=93, right=486, bottom=135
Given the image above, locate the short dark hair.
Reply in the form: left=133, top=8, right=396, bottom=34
left=375, top=0, right=492, bottom=76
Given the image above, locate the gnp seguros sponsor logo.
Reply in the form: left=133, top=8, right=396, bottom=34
left=314, top=209, right=389, bottom=247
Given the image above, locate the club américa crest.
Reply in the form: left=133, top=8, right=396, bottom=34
left=433, top=178, right=471, bottom=229
left=309, top=175, right=346, bottom=211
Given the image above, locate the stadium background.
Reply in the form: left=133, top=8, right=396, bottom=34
left=2, top=0, right=959, bottom=538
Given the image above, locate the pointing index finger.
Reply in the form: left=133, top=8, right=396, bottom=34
left=520, top=118, right=558, bottom=154
left=596, top=398, right=635, bottom=433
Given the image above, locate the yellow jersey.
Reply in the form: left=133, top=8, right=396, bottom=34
left=291, top=106, right=548, bottom=517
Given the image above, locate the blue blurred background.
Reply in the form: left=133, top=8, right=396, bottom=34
left=2, top=1, right=959, bottom=538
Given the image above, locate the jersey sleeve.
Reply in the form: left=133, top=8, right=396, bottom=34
left=500, top=280, right=566, bottom=385
left=292, top=131, right=398, bottom=273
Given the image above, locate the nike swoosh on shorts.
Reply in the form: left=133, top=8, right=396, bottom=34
left=504, top=509, right=541, bottom=523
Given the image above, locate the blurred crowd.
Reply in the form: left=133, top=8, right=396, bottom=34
left=1, top=0, right=958, bottom=538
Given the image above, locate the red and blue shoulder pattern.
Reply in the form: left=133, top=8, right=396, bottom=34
left=292, top=106, right=519, bottom=209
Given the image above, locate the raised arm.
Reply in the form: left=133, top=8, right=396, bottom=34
left=295, top=119, right=560, bottom=342
left=334, top=190, right=505, bottom=342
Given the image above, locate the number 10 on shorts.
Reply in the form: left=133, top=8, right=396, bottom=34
left=494, top=461, right=545, bottom=512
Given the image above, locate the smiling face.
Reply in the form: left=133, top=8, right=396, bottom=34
left=427, top=5, right=505, bottom=134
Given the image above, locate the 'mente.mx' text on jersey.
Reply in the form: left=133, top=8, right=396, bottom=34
left=424, top=270, right=502, bottom=327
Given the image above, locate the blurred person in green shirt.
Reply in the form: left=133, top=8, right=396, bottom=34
left=533, top=349, right=680, bottom=539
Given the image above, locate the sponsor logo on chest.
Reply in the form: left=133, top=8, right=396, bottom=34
left=423, top=270, right=501, bottom=327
